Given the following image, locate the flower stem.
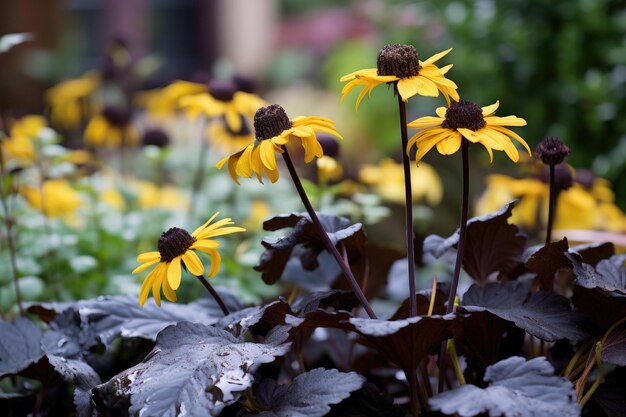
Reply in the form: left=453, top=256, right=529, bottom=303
left=446, top=139, right=469, bottom=314
left=281, top=146, right=377, bottom=319
left=438, top=139, right=469, bottom=392
left=395, top=88, right=417, bottom=318
left=196, top=274, right=230, bottom=316
left=546, top=163, right=556, bottom=245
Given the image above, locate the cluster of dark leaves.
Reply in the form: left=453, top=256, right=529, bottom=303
left=1, top=206, right=625, bottom=416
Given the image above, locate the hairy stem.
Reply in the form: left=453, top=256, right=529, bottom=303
left=281, top=147, right=377, bottom=319
left=396, top=88, right=417, bottom=318
left=196, top=274, right=230, bottom=316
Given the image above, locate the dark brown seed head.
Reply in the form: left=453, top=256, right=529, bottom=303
left=253, top=104, right=292, bottom=141
left=157, top=227, right=195, bottom=263
left=376, top=44, right=421, bottom=79
left=536, top=137, right=570, bottom=166
left=441, top=100, right=486, bottom=131
left=208, top=79, right=237, bottom=102
left=141, top=128, right=170, bottom=148
left=102, top=107, right=132, bottom=127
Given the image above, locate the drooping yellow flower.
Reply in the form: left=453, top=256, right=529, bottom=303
left=340, top=44, right=459, bottom=109
left=181, top=79, right=266, bottom=132
left=359, top=158, right=443, bottom=205
left=46, top=71, right=100, bottom=129
left=206, top=115, right=255, bottom=153
left=84, top=107, right=138, bottom=148
left=133, top=213, right=245, bottom=306
left=216, top=104, right=342, bottom=184
left=407, top=100, right=530, bottom=163
left=1, top=115, right=47, bottom=165
left=21, top=179, right=83, bottom=218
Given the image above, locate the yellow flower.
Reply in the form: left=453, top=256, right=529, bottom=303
left=133, top=180, right=189, bottom=211
left=46, top=71, right=100, bottom=129
left=316, top=156, right=343, bottom=185
left=181, top=79, right=266, bottom=132
left=21, top=179, right=83, bottom=218
left=133, top=213, right=245, bottom=306
left=206, top=116, right=255, bottom=153
left=216, top=104, right=342, bottom=184
left=475, top=174, right=547, bottom=229
left=359, top=158, right=443, bottom=205
left=407, top=100, right=530, bottom=163
left=1, top=115, right=46, bottom=165
left=476, top=173, right=626, bottom=233
left=340, top=44, right=459, bottom=109
left=137, top=80, right=208, bottom=118
left=84, top=107, right=137, bottom=148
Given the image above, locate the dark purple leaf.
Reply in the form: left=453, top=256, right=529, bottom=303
left=30, top=294, right=237, bottom=347
left=326, top=382, right=406, bottom=417
left=601, top=321, right=626, bottom=366
left=571, top=242, right=615, bottom=267
left=568, top=253, right=626, bottom=295
left=593, top=369, right=626, bottom=417
left=525, top=238, right=571, bottom=290
left=250, top=368, right=364, bottom=417
left=571, top=286, right=626, bottom=335
left=95, top=322, right=291, bottom=417
left=424, top=201, right=526, bottom=283
left=255, top=212, right=366, bottom=285
left=462, top=281, right=589, bottom=341
left=0, top=317, right=44, bottom=376
left=430, top=356, right=580, bottom=417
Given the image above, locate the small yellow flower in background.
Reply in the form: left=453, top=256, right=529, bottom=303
left=1, top=115, right=46, bottom=165
left=133, top=180, right=189, bottom=211
left=46, top=71, right=100, bottom=129
left=101, top=187, right=126, bottom=210
left=84, top=107, right=138, bottom=148
left=407, top=100, right=530, bottom=163
left=243, top=199, right=271, bottom=230
left=316, top=155, right=344, bottom=185
left=21, top=179, right=83, bottom=218
left=137, top=80, right=208, bottom=118
left=476, top=171, right=626, bottom=233
left=340, top=44, right=459, bottom=109
left=181, top=79, right=266, bottom=132
left=206, top=115, right=255, bottom=153
left=217, top=104, right=343, bottom=184
left=359, top=158, right=443, bottom=205
left=133, top=213, right=245, bottom=306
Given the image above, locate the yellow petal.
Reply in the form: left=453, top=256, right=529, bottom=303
left=407, top=116, right=444, bottom=129
left=207, top=249, right=221, bottom=277
left=132, top=259, right=160, bottom=275
left=167, top=257, right=182, bottom=290
left=191, top=212, right=220, bottom=237
left=137, top=251, right=160, bottom=262
left=484, top=115, right=527, bottom=127
left=191, top=239, right=220, bottom=252
left=259, top=140, right=277, bottom=170
left=435, top=133, right=462, bottom=155
left=182, top=250, right=205, bottom=276
left=435, top=107, right=448, bottom=119
left=396, top=78, right=418, bottom=101
left=421, top=48, right=453, bottom=66
left=481, top=101, right=500, bottom=117
left=301, top=136, right=323, bottom=163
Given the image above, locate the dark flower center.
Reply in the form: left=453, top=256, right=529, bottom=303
left=254, top=104, right=292, bottom=141
left=441, top=100, right=486, bottom=131
left=233, top=75, right=257, bottom=94
left=535, top=137, right=570, bottom=166
left=141, top=128, right=170, bottom=148
left=102, top=107, right=132, bottom=127
left=377, top=44, right=421, bottom=79
left=538, top=163, right=573, bottom=192
left=222, top=115, right=252, bottom=136
left=317, top=134, right=340, bottom=158
left=157, top=227, right=195, bottom=263
left=208, top=79, right=237, bottom=102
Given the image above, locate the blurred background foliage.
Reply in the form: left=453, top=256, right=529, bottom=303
left=1, top=0, right=625, bottom=311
